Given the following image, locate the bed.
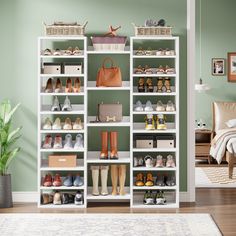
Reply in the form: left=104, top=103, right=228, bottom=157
left=210, top=101, right=236, bottom=178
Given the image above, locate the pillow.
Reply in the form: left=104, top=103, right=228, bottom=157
left=226, top=119, right=236, bottom=128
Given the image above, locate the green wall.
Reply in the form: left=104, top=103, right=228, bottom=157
left=0, top=0, right=187, bottom=191
left=196, top=0, right=236, bottom=128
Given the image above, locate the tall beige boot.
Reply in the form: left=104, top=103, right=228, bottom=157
left=111, top=165, right=118, bottom=195
left=91, top=166, right=99, bottom=196
left=119, top=165, right=126, bottom=195
left=100, top=165, right=109, bottom=195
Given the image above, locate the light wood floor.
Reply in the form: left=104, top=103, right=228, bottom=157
left=1, top=188, right=236, bottom=235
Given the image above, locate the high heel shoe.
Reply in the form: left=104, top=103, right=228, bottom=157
left=62, top=96, right=72, bottom=111
left=52, top=117, right=62, bottom=130
left=65, top=78, right=73, bottom=93
left=73, top=78, right=81, bottom=93
left=51, top=96, right=61, bottom=111
left=44, top=78, right=53, bottom=93
left=146, top=78, right=154, bottom=92
left=138, top=78, right=145, bottom=92
left=73, top=117, right=83, bottom=130
left=55, top=78, right=62, bottom=93
left=63, top=117, right=72, bottom=130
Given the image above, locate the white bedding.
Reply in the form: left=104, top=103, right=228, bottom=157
left=210, top=128, right=236, bottom=164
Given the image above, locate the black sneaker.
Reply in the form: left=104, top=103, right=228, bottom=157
left=155, top=175, right=165, bottom=186
left=74, top=191, right=83, bottom=205
left=62, top=193, right=75, bottom=204
left=143, top=191, right=155, bottom=205
left=165, top=175, right=176, bottom=186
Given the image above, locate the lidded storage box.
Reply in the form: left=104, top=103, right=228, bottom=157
left=48, top=155, right=77, bottom=168
left=43, top=63, right=61, bottom=74
left=64, top=63, right=82, bottom=74
left=156, top=135, right=175, bottom=148
left=135, top=135, right=154, bottom=148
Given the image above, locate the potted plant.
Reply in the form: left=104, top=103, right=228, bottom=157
left=0, top=100, right=21, bottom=208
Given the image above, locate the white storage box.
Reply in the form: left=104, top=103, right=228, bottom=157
left=156, top=139, right=174, bottom=148
left=135, top=135, right=154, bottom=148
left=64, top=64, right=82, bottom=74
left=43, top=63, right=61, bottom=74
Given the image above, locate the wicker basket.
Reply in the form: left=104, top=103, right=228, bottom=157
left=44, top=21, right=88, bottom=36
left=132, top=23, right=172, bottom=37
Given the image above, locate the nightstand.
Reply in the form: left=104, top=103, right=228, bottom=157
left=195, top=129, right=213, bottom=164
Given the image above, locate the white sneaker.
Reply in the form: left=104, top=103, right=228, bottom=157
left=62, top=96, right=72, bottom=111
left=134, top=100, right=143, bottom=112
left=144, top=100, right=153, bottom=111
left=43, top=117, right=52, bottom=130
left=64, top=134, right=73, bottom=149
left=166, top=101, right=175, bottom=112
left=52, top=118, right=62, bottom=130
left=74, top=134, right=84, bottom=149
left=156, top=100, right=165, bottom=111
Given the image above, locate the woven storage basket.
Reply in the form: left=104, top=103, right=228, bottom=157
left=132, top=23, right=172, bottom=36
left=44, top=21, right=88, bottom=36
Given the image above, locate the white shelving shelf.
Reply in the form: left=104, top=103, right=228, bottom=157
left=38, top=35, right=179, bottom=209
left=130, top=36, right=179, bottom=208
left=38, top=36, right=88, bottom=209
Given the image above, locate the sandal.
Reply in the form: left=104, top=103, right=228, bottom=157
left=134, top=65, right=144, bottom=74
left=157, top=78, right=164, bottom=93
left=135, top=173, right=145, bottom=186
left=43, top=48, right=52, bottom=55
left=145, top=47, right=152, bottom=56
left=64, top=46, right=73, bottom=55
left=135, top=47, right=145, bottom=56
left=73, top=46, right=82, bottom=55
left=156, top=48, right=164, bottom=56
left=165, top=65, right=175, bottom=74
left=146, top=78, right=154, bottom=92
left=138, top=78, right=145, bottom=92
left=53, top=49, right=61, bottom=56
left=145, top=65, right=153, bottom=74
left=156, top=65, right=165, bottom=74
left=145, top=173, right=154, bottom=186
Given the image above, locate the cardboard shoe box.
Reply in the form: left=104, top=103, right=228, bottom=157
left=48, top=155, right=77, bottom=167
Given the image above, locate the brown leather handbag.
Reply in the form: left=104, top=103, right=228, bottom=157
left=96, top=57, right=122, bottom=87
left=97, top=103, right=123, bottom=122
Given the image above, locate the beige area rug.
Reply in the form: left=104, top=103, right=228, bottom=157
left=0, top=213, right=222, bottom=236
left=196, top=167, right=236, bottom=187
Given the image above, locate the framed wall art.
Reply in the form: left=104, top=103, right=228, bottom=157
left=212, top=58, right=225, bottom=76
left=228, top=52, right=236, bottom=82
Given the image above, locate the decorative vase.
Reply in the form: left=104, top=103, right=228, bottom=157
left=0, top=174, right=13, bottom=208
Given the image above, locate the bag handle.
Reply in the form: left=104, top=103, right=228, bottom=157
left=102, top=57, right=115, bottom=68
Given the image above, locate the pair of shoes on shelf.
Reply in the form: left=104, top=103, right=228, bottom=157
left=135, top=172, right=154, bottom=187
left=52, top=191, right=83, bottom=205
left=135, top=100, right=175, bottom=112
left=43, top=117, right=83, bottom=130
left=137, top=78, right=154, bottom=92
left=156, top=65, right=175, bottom=74
left=145, top=114, right=167, bottom=130
left=43, top=173, right=62, bottom=187
left=156, top=48, right=175, bottom=56
left=143, top=190, right=166, bottom=205
left=51, top=96, right=72, bottom=111
left=156, top=175, right=176, bottom=187
left=64, top=46, right=82, bottom=56
left=42, top=134, right=83, bottom=149
left=135, top=47, right=154, bottom=56
left=156, top=77, right=172, bottom=93
left=63, top=174, right=84, bottom=187
left=134, top=154, right=176, bottom=168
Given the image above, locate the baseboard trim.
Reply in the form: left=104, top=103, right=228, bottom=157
left=13, top=191, right=192, bottom=203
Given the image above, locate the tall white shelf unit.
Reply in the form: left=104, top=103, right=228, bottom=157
left=86, top=46, right=131, bottom=203
left=130, top=36, right=179, bottom=208
left=37, top=36, right=179, bottom=209
left=38, top=36, right=88, bottom=208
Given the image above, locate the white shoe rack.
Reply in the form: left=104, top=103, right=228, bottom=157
left=37, top=36, right=179, bottom=208
left=38, top=36, right=87, bottom=208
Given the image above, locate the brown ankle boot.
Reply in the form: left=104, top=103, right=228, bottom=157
left=100, top=131, right=108, bottom=159
left=110, top=131, right=118, bottom=159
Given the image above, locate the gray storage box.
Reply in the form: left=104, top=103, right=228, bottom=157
left=43, top=63, right=61, bottom=74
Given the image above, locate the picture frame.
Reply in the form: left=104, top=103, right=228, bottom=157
left=228, top=52, right=236, bottom=82
left=212, top=58, right=225, bottom=76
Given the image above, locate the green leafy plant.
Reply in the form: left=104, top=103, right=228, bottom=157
left=0, top=100, right=21, bottom=175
